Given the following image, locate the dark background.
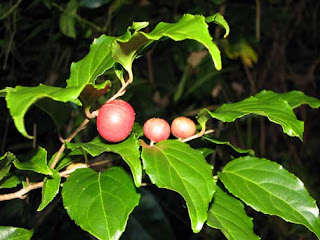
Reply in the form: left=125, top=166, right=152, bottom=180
left=0, top=0, right=319, bottom=239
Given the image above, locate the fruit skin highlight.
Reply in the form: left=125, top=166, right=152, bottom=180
left=171, top=116, right=196, bottom=139
left=97, top=99, right=135, bottom=142
left=143, top=118, right=170, bottom=143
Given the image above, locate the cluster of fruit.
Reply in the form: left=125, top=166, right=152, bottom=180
left=96, top=99, right=197, bottom=144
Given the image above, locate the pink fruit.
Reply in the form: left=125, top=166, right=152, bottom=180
left=171, top=117, right=196, bottom=139
left=97, top=99, right=135, bottom=142
left=143, top=118, right=170, bottom=143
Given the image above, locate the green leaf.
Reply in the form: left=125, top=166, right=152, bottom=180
left=113, top=13, right=225, bottom=80
left=203, top=136, right=255, bottom=155
left=0, top=152, right=16, bottom=181
left=197, top=148, right=215, bottom=158
left=37, top=170, right=61, bottom=211
left=0, top=226, right=33, bottom=240
left=62, top=167, right=140, bottom=240
left=255, top=90, right=320, bottom=109
left=79, top=81, right=111, bottom=106
left=207, top=186, right=260, bottom=240
left=0, top=174, right=21, bottom=189
left=224, top=39, right=257, bottom=67
left=4, top=85, right=81, bottom=138
left=141, top=140, right=215, bottom=233
left=66, top=135, right=142, bottom=187
left=66, top=34, right=115, bottom=89
left=14, top=147, right=52, bottom=175
left=219, top=156, right=320, bottom=238
left=59, top=0, right=79, bottom=38
left=201, top=90, right=320, bottom=140
left=206, top=13, right=230, bottom=38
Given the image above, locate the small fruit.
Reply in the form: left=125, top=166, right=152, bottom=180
left=143, top=118, right=170, bottom=143
left=97, top=99, right=135, bottom=142
left=171, top=116, right=196, bottom=139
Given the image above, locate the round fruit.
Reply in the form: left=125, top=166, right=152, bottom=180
left=171, top=116, right=196, bottom=139
left=97, top=99, right=135, bottom=142
left=143, top=118, right=170, bottom=143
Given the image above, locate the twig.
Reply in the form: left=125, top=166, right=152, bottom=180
left=91, top=79, right=132, bottom=117
left=0, top=0, right=23, bottom=21
left=181, top=129, right=215, bottom=143
left=50, top=118, right=90, bottom=169
left=0, top=160, right=109, bottom=201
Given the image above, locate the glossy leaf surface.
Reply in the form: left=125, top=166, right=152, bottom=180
left=67, top=135, right=142, bottom=187
left=37, top=170, right=61, bottom=211
left=14, top=147, right=52, bottom=175
left=62, top=167, right=140, bottom=240
left=141, top=140, right=215, bottom=233
left=113, top=13, right=225, bottom=80
left=201, top=90, right=320, bottom=140
left=66, top=34, right=115, bottom=88
left=219, top=156, right=320, bottom=238
left=4, top=85, right=81, bottom=138
left=0, top=174, right=21, bottom=189
left=0, top=226, right=33, bottom=240
left=207, top=186, right=260, bottom=240
left=0, top=152, right=15, bottom=181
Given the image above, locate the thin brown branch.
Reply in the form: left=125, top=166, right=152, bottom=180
left=181, top=129, right=215, bottom=143
left=50, top=118, right=90, bottom=169
left=0, top=162, right=99, bottom=201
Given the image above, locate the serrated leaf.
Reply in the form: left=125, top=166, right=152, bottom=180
left=0, top=152, right=16, bottom=181
left=141, top=140, right=215, bottom=233
left=66, top=135, right=142, bottom=187
left=113, top=13, right=226, bottom=80
left=62, top=167, right=140, bottom=240
left=66, top=34, right=115, bottom=88
left=14, top=147, right=52, bottom=175
left=37, top=170, right=61, bottom=211
left=207, top=186, right=260, bottom=240
left=201, top=90, right=320, bottom=140
left=219, top=156, right=320, bottom=238
left=0, top=174, right=21, bottom=189
left=3, top=85, right=81, bottom=138
left=203, top=136, right=255, bottom=155
left=206, top=13, right=230, bottom=38
left=0, top=226, right=33, bottom=240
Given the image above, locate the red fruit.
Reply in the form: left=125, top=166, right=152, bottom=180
left=171, top=117, right=196, bottom=139
left=143, top=118, right=170, bottom=143
left=97, top=99, right=135, bottom=142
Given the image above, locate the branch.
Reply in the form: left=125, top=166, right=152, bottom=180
left=0, top=163, right=91, bottom=201
left=0, top=0, right=23, bottom=21
left=181, top=129, right=215, bottom=143
left=50, top=118, right=90, bottom=169
left=91, top=79, right=132, bottom=117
